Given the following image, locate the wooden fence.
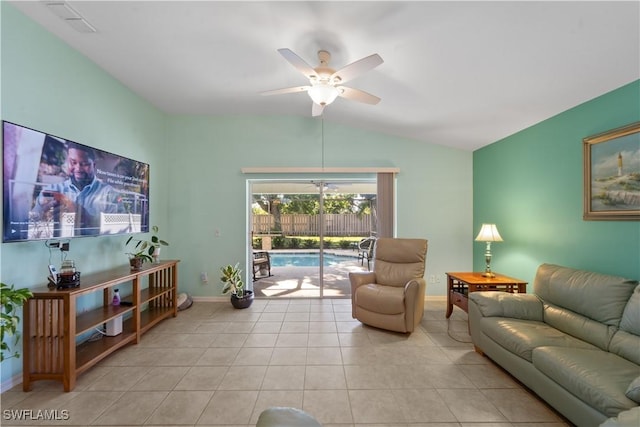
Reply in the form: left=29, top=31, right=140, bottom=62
left=253, top=213, right=372, bottom=236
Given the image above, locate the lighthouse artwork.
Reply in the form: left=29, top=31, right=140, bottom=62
left=583, top=122, right=640, bottom=220
left=618, top=152, right=623, bottom=176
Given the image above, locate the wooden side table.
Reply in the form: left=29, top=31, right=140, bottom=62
left=446, top=272, right=528, bottom=318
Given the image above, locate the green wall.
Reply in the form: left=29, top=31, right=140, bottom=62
left=0, top=3, right=473, bottom=385
left=473, top=80, right=640, bottom=287
left=6, top=0, right=636, bottom=390
left=0, top=4, right=169, bottom=384
left=165, top=116, right=473, bottom=298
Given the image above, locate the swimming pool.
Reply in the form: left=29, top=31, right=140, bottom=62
left=269, top=253, right=356, bottom=267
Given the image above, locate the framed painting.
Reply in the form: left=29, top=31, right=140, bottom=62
left=583, top=122, right=640, bottom=220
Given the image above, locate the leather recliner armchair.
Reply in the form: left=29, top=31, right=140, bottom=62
left=349, top=237, right=428, bottom=333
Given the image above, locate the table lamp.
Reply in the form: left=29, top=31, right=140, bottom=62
left=475, top=224, right=503, bottom=278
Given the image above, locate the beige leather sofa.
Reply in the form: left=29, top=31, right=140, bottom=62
left=469, top=264, right=640, bottom=426
left=349, top=238, right=428, bottom=333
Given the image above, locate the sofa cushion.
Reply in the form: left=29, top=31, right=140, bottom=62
left=600, top=407, right=640, bottom=427
left=374, top=238, right=427, bottom=287
left=610, top=329, right=640, bottom=366
left=625, top=376, right=640, bottom=403
left=620, top=285, right=640, bottom=336
left=609, top=285, right=640, bottom=365
left=355, top=284, right=405, bottom=315
left=534, top=264, right=638, bottom=327
left=469, top=292, right=543, bottom=321
left=481, top=317, right=597, bottom=362
left=543, top=302, right=617, bottom=351
left=532, top=347, right=640, bottom=417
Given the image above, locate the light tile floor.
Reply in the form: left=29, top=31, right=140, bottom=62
left=1, top=299, right=571, bottom=426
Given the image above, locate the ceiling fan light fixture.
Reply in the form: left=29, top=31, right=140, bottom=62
left=264, top=48, right=383, bottom=113
left=308, top=83, right=339, bottom=106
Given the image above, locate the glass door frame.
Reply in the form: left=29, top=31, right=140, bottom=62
left=247, top=176, right=377, bottom=298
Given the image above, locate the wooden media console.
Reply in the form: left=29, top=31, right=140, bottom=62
left=22, top=260, right=179, bottom=392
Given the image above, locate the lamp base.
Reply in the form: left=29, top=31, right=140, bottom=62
left=482, top=242, right=495, bottom=278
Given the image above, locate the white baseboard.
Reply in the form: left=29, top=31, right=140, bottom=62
left=191, top=296, right=228, bottom=302
left=1, top=373, right=22, bottom=394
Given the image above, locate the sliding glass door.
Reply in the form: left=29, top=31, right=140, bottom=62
left=249, top=179, right=376, bottom=298
left=320, top=181, right=377, bottom=297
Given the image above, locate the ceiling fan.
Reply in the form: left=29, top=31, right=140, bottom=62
left=310, top=180, right=339, bottom=192
left=261, top=48, right=384, bottom=117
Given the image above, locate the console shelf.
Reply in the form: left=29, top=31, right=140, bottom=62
left=76, top=305, right=136, bottom=335
left=140, top=306, right=175, bottom=333
left=76, top=329, right=137, bottom=373
left=22, top=260, right=179, bottom=392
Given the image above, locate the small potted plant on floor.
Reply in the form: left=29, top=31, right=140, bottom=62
left=1, top=282, right=33, bottom=362
left=220, top=263, right=253, bottom=309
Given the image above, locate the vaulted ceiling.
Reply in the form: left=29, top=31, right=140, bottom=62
left=9, top=1, right=640, bottom=151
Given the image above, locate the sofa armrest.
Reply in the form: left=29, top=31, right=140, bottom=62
left=404, top=278, right=426, bottom=332
left=469, top=291, right=543, bottom=321
left=349, top=272, right=377, bottom=317
left=349, top=272, right=376, bottom=290
left=404, top=278, right=426, bottom=296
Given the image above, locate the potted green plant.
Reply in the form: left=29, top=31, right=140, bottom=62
left=125, top=236, right=153, bottom=270
left=220, top=263, right=253, bottom=309
left=125, top=226, right=169, bottom=269
left=1, top=282, right=33, bottom=362
left=149, top=226, right=169, bottom=263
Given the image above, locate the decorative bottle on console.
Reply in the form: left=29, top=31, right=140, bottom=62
left=112, top=289, right=121, bottom=306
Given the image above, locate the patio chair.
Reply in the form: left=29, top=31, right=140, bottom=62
left=253, top=251, right=271, bottom=281
left=357, top=237, right=376, bottom=270
left=350, top=238, right=428, bottom=333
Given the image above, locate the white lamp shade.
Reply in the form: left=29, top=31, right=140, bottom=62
left=308, top=83, right=339, bottom=106
left=475, top=224, right=503, bottom=242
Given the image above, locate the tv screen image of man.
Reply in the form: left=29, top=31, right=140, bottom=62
left=32, top=142, right=124, bottom=236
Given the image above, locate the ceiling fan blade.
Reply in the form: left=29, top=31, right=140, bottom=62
left=331, top=53, right=383, bottom=84
left=312, top=102, right=325, bottom=117
left=337, top=86, right=381, bottom=105
left=261, top=86, right=310, bottom=96
left=278, top=48, right=318, bottom=80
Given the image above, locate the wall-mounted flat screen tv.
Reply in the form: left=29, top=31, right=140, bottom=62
left=2, top=121, right=149, bottom=242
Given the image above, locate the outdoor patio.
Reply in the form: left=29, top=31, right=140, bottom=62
left=251, top=250, right=369, bottom=298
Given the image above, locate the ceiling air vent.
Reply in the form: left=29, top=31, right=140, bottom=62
left=44, top=1, right=96, bottom=33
